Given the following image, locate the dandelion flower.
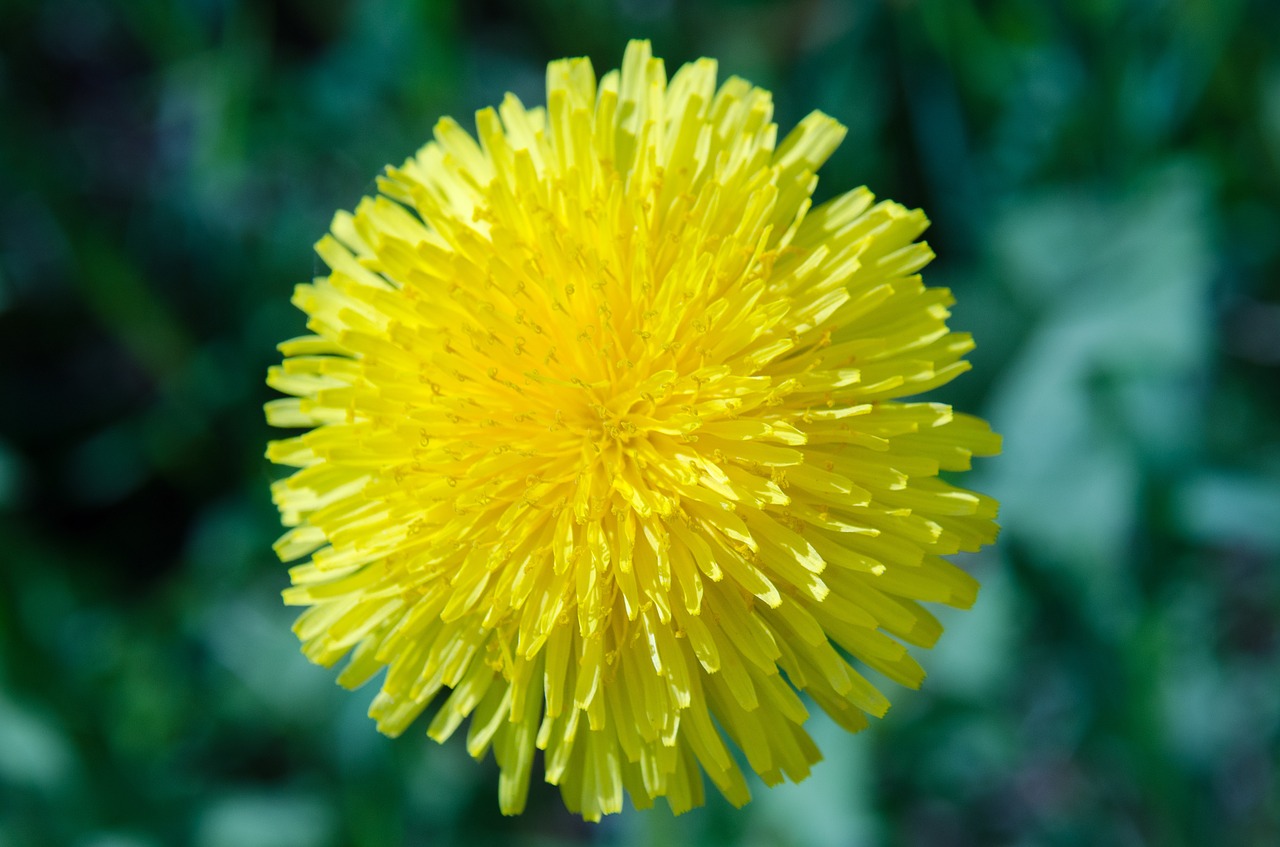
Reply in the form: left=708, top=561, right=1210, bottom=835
left=266, top=40, right=1000, bottom=821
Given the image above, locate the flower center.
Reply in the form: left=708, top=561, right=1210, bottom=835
left=570, top=390, right=645, bottom=449
left=599, top=407, right=640, bottom=444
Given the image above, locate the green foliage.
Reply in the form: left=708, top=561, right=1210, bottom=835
left=1, top=0, right=1278, bottom=844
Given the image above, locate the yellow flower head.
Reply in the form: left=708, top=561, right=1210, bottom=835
left=266, top=40, right=1000, bottom=821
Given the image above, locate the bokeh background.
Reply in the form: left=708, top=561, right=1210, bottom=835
left=2, top=0, right=1279, bottom=844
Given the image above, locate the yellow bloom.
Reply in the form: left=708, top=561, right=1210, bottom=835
left=266, top=40, right=999, bottom=821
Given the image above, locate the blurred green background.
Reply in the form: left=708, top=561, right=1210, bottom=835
left=2, top=0, right=1279, bottom=844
